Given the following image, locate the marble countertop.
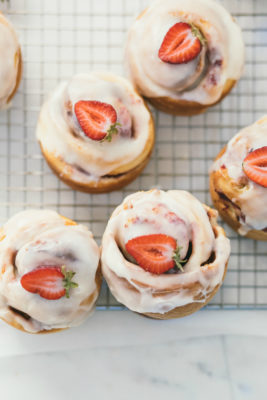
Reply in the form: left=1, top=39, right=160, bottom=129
left=0, top=310, right=266, bottom=400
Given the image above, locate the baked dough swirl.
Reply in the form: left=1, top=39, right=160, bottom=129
left=125, top=0, right=244, bottom=115
left=210, top=117, right=267, bottom=241
left=0, top=12, right=22, bottom=109
left=0, top=210, right=101, bottom=333
left=37, top=72, right=154, bottom=193
left=101, top=189, right=230, bottom=319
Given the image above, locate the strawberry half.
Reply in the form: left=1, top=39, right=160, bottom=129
left=243, top=146, right=267, bottom=188
left=125, top=234, right=186, bottom=275
left=20, top=265, right=78, bottom=300
left=74, top=100, right=119, bottom=141
left=158, top=22, right=204, bottom=64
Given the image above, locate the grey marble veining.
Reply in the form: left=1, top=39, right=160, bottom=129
left=1, top=335, right=266, bottom=400
left=225, top=336, right=267, bottom=400
left=2, top=310, right=267, bottom=358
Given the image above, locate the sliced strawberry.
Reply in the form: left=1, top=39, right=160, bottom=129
left=20, top=265, right=78, bottom=300
left=243, top=146, right=267, bottom=188
left=125, top=234, right=185, bottom=275
left=158, top=22, right=204, bottom=64
left=74, top=100, right=119, bottom=141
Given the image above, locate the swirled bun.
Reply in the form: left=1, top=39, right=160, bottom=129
left=37, top=72, right=154, bottom=193
left=125, top=0, right=244, bottom=115
left=0, top=12, right=22, bottom=109
left=0, top=210, right=101, bottom=333
left=101, top=189, right=230, bottom=319
left=210, top=117, right=267, bottom=241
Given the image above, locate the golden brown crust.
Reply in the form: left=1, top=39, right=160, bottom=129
left=0, top=212, right=102, bottom=334
left=144, top=78, right=236, bottom=116
left=0, top=13, right=23, bottom=107
left=142, top=281, right=223, bottom=319
left=39, top=108, right=155, bottom=193
left=7, top=48, right=23, bottom=105
left=0, top=317, right=65, bottom=335
left=102, top=205, right=229, bottom=319
left=210, top=146, right=267, bottom=241
left=0, top=264, right=102, bottom=334
left=105, top=253, right=228, bottom=320
left=143, top=227, right=229, bottom=319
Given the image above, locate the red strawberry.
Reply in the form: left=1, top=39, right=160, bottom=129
left=158, top=22, right=204, bottom=64
left=126, top=234, right=186, bottom=275
left=20, top=265, right=78, bottom=300
left=243, top=146, right=267, bottom=188
left=74, top=100, right=119, bottom=141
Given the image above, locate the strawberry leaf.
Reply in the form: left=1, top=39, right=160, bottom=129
left=102, top=122, right=121, bottom=142
left=172, top=247, right=187, bottom=272
left=190, top=23, right=206, bottom=46
left=61, top=265, right=79, bottom=298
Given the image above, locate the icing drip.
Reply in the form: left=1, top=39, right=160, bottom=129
left=211, top=117, right=267, bottom=232
left=37, top=72, right=152, bottom=182
left=0, top=13, right=21, bottom=108
left=0, top=210, right=100, bottom=333
left=125, top=0, right=244, bottom=105
left=101, top=190, right=230, bottom=314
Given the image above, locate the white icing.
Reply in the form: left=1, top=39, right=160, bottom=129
left=101, top=190, right=230, bottom=314
left=0, top=210, right=100, bottom=333
left=211, top=117, right=267, bottom=232
left=36, top=72, right=152, bottom=182
left=125, top=0, right=245, bottom=105
left=0, top=13, right=21, bottom=109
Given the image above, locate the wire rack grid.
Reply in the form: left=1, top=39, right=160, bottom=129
left=0, top=0, right=266, bottom=310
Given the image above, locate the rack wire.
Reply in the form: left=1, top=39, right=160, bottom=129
left=0, top=0, right=266, bottom=310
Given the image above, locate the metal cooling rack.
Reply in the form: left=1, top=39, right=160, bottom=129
left=0, top=0, right=266, bottom=310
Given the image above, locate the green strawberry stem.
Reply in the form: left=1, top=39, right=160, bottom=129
left=103, top=122, right=121, bottom=142
left=190, top=23, right=206, bottom=46
left=172, top=247, right=187, bottom=272
left=61, top=265, right=78, bottom=298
